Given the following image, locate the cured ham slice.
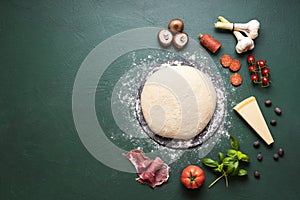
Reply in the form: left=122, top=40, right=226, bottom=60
left=124, top=150, right=170, bottom=188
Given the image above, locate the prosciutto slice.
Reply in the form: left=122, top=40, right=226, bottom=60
left=124, top=149, right=170, bottom=188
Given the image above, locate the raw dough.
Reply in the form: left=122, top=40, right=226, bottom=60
left=140, top=65, right=217, bottom=140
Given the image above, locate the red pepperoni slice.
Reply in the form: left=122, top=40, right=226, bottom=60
left=220, top=55, right=232, bottom=68
left=229, top=59, right=241, bottom=72
left=230, top=73, right=242, bottom=86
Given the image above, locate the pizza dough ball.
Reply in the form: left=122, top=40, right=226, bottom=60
left=140, top=65, right=217, bottom=140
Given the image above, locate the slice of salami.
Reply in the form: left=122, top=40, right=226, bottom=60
left=229, top=59, right=241, bottom=72
left=230, top=73, right=242, bottom=86
left=220, top=55, right=232, bottom=68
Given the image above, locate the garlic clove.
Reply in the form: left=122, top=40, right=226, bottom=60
left=235, top=37, right=254, bottom=54
left=234, top=19, right=260, bottom=39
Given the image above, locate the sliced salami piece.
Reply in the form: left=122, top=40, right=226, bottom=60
left=229, top=59, right=241, bottom=72
left=230, top=73, right=242, bottom=86
left=220, top=54, right=232, bottom=67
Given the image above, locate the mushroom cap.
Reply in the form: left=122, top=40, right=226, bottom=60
left=173, top=32, right=189, bottom=49
left=157, top=29, right=173, bottom=47
left=168, top=18, right=184, bottom=33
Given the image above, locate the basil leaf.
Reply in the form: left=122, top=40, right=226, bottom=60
left=226, top=163, right=234, bottom=175
left=222, top=156, right=235, bottom=165
left=219, top=152, right=224, bottom=162
left=213, top=163, right=224, bottom=173
left=203, top=136, right=250, bottom=188
left=202, top=158, right=219, bottom=168
left=227, top=149, right=237, bottom=158
left=230, top=135, right=239, bottom=150
left=233, top=161, right=239, bottom=175
left=237, top=151, right=250, bottom=162
left=238, top=169, right=248, bottom=176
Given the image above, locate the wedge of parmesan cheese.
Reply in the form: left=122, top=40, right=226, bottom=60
left=234, top=96, right=274, bottom=145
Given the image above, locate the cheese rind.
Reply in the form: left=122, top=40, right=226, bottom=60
left=234, top=96, right=274, bottom=145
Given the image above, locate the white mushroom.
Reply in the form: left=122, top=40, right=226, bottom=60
left=233, top=31, right=254, bottom=54
left=157, top=29, right=173, bottom=47
left=215, top=18, right=260, bottom=39
left=173, top=32, right=189, bottom=49
left=217, top=16, right=255, bottom=54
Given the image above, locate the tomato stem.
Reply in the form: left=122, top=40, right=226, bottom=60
left=248, top=56, right=270, bottom=87
left=189, top=171, right=196, bottom=182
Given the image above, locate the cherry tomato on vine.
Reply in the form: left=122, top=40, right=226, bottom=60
left=249, top=65, right=257, bottom=73
left=251, top=74, right=259, bottom=82
left=181, top=165, right=205, bottom=189
left=262, top=76, right=270, bottom=85
left=256, top=60, right=266, bottom=67
left=247, top=55, right=255, bottom=64
left=261, top=67, right=270, bottom=75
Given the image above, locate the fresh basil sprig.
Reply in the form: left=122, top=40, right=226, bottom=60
left=202, top=135, right=250, bottom=188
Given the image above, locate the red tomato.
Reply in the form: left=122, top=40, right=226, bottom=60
left=251, top=74, right=259, bottom=81
left=247, top=55, right=255, bottom=64
left=262, top=76, right=270, bottom=85
left=181, top=165, right=205, bottom=189
left=261, top=67, right=270, bottom=75
left=249, top=65, right=257, bottom=73
left=256, top=60, right=266, bottom=67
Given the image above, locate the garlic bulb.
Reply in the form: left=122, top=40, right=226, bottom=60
left=233, top=20, right=260, bottom=39
left=216, top=16, right=255, bottom=53
left=215, top=18, right=260, bottom=39
left=234, top=31, right=255, bottom=54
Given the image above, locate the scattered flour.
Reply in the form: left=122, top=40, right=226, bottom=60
left=109, top=49, right=232, bottom=163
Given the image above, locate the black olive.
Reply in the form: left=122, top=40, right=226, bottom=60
left=275, top=107, right=282, bottom=115
left=270, top=119, right=277, bottom=126
left=265, top=99, right=272, bottom=107
left=278, top=148, right=284, bottom=157
left=257, top=153, right=263, bottom=161
left=253, top=141, right=260, bottom=148
left=254, top=171, right=260, bottom=178
left=273, top=153, right=279, bottom=160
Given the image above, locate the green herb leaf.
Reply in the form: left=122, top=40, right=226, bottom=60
left=213, top=164, right=224, bottom=173
left=232, top=161, right=239, bottom=175
left=227, top=149, right=237, bottom=158
left=222, top=156, right=235, bottom=165
left=202, top=158, right=219, bottom=168
left=238, top=169, right=248, bottom=176
left=237, top=151, right=250, bottom=162
left=230, top=135, right=239, bottom=150
left=219, top=152, right=224, bottom=162
left=226, top=163, right=234, bottom=175
left=203, top=136, right=249, bottom=189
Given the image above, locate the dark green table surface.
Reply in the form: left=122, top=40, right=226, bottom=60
left=1, top=0, right=300, bottom=199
